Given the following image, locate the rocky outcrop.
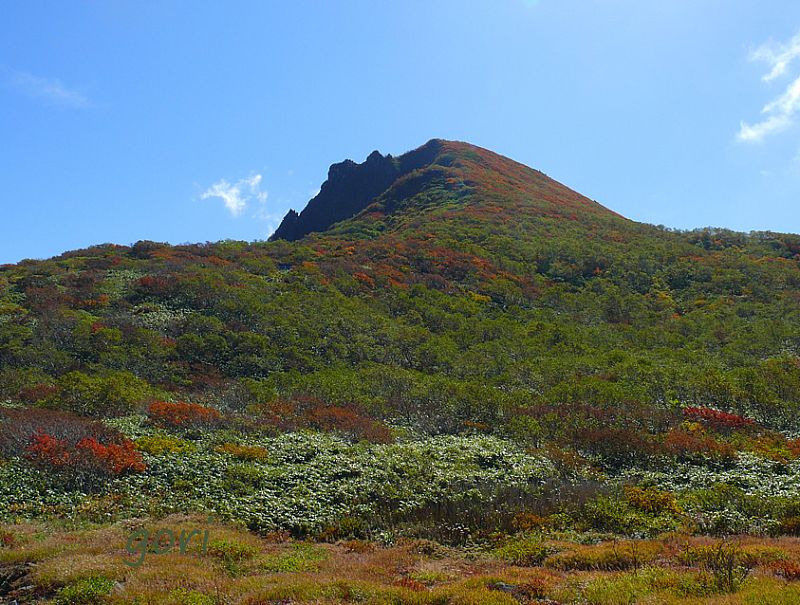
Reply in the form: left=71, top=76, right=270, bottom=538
left=269, top=139, right=444, bottom=241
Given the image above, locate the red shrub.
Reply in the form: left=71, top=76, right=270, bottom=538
left=352, top=272, right=375, bottom=288
left=0, top=531, right=15, bottom=548
left=75, top=437, right=146, bottom=474
left=25, top=434, right=145, bottom=476
left=260, top=395, right=393, bottom=443
left=147, top=401, right=222, bottom=429
left=393, top=577, right=427, bottom=591
left=575, top=426, right=655, bottom=465
left=16, top=383, right=59, bottom=403
left=773, top=560, right=800, bottom=581
left=26, top=433, right=72, bottom=466
left=305, top=404, right=393, bottom=444
left=662, top=428, right=736, bottom=461
left=0, top=407, right=145, bottom=484
left=682, top=407, right=755, bottom=431
left=136, top=274, right=174, bottom=296
left=0, top=407, right=124, bottom=456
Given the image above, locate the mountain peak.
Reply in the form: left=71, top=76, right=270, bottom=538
left=269, top=139, right=617, bottom=242
left=269, top=139, right=445, bottom=241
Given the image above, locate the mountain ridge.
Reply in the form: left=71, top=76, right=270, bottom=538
left=270, top=138, right=623, bottom=243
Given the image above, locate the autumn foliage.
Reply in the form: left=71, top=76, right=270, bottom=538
left=260, top=395, right=393, bottom=444
left=682, top=406, right=755, bottom=431
left=147, top=401, right=222, bottom=429
left=662, top=428, right=736, bottom=461
left=0, top=407, right=145, bottom=484
left=25, top=434, right=145, bottom=476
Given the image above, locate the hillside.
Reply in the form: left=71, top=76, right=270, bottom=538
left=3, top=139, right=800, bottom=547
left=269, top=139, right=621, bottom=241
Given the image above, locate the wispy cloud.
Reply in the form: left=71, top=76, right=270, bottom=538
left=751, top=31, right=800, bottom=82
left=739, top=30, right=800, bottom=142
left=201, top=174, right=267, bottom=217
left=8, top=71, right=90, bottom=108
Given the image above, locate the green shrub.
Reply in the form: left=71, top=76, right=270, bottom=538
left=169, top=588, right=215, bottom=605
left=317, top=516, right=366, bottom=542
left=214, top=442, right=269, bottom=461
left=261, top=543, right=328, bottom=572
left=545, top=540, right=662, bottom=571
left=578, top=493, right=678, bottom=536
left=135, top=434, right=196, bottom=455
left=207, top=538, right=259, bottom=563
left=677, top=541, right=752, bottom=594
left=207, top=538, right=260, bottom=576
left=47, top=370, right=155, bottom=416
left=54, top=576, right=115, bottom=605
left=221, top=463, right=264, bottom=495
left=494, top=535, right=553, bottom=566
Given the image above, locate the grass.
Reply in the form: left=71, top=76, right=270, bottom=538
left=2, top=517, right=800, bottom=604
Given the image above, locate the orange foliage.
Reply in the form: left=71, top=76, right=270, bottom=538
left=25, top=432, right=145, bottom=476
left=147, top=401, right=222, bottom=429
left=393, top=577, right=427, bottom=592
left=662, top=428, right=735, bottom=460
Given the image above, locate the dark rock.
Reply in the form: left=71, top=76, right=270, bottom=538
left=270, top=139, right=444, bottom=241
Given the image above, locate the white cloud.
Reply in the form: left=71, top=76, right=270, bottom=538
left=739, top=30, right=800, bottom=142
left=201, top=174, right=267, bottom=217
left=9, top=71, right=89, bottom=108
left=738, top=114, right=793, bottom=142
left=751, top=31, right=800, bottom=82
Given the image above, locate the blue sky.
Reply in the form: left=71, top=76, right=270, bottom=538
left=2, top=1, right=800, bottom=264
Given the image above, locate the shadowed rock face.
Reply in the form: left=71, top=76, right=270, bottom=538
left=269, top=140, right=444, bottom=241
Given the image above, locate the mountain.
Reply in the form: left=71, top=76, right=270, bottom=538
left=2, top=139, right=800, bottom=440
left=8, top=135, right=800, bottom=605
left=270, top=138, right=622, bottom=242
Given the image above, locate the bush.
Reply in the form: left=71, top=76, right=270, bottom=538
left=494, top=536, right=553, bottom=566
left=262, top=395, right=393, bottom=444
left=305, top=404, right=393, bottom=443
left=677, top=541, right=752, bottom=593
left=624, top=486, right=682, bottom=516
left=54, top=576, right=115, bottom=605
left=221, top=463, right=265, bottom=495
left=147, top=401, right=222, bottom=430
left=0, top=407, right=120, bottom=456
left=683, top=407, right=755, bottom=432
left=168, top=589, right=215, bottom=605
left=773, top=561, right=800, bottom=581
left=780, top=515, right=800, bottom=535
left=317, top=516, right=366, bottom=542
left=0, top=530, right=16, bottom=548
left=207, top=538, right=260, bottom=563
left=662, top=428, right=736, bottom=462
left=260, top=543, right=328, bottom=572
left=574, top=426, right=655, bottom=467
left=0, top=407, right=145, bottom=487
left=579, top=495, right=655, bottom=535
left=545, top=540, right=662, bottom=571
left=511, top=512, right=549, bottom=532
left=214, top=442, right=269, bottom=461
left=26, top=434, right=145, bottom=477
left=48, top=370, right=154, bottom=416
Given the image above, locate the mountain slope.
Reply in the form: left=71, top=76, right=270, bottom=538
left=270, top=138, right=623, bottom=242
left=2, top=139, right=800, bottom=443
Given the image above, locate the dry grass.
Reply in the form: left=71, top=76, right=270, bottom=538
left=2, top=518, right=800, bottom=604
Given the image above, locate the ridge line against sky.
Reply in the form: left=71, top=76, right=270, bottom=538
left=2, top=1, right=800, bottom=264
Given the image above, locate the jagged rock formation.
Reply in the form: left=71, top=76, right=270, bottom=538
left=269, top=139, right=444, bottom=241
